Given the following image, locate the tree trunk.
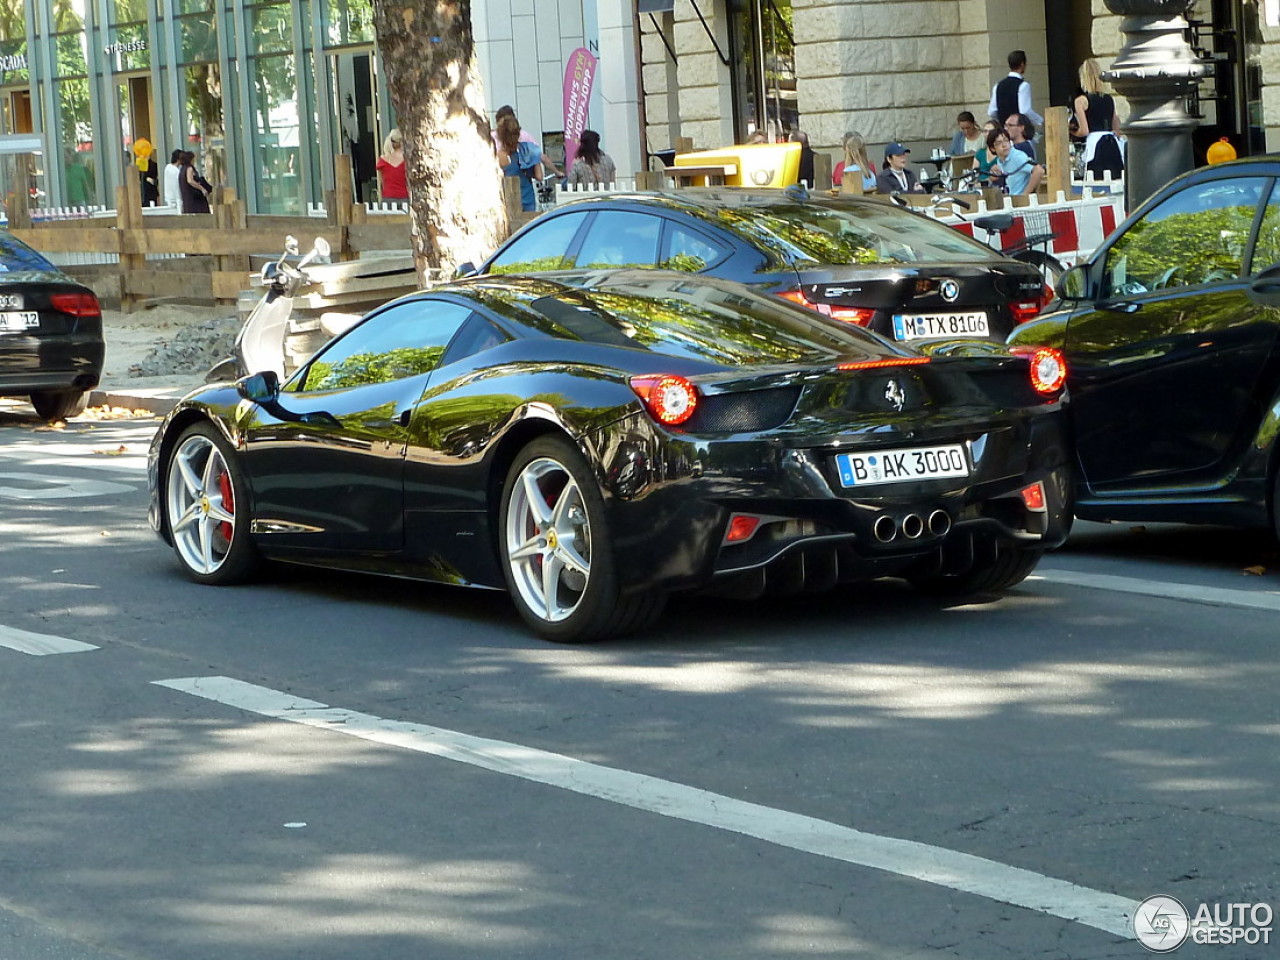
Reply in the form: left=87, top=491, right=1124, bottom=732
left=372, top=1, right=507, bottom=281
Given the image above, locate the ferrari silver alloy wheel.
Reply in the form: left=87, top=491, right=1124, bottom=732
left=167, top=432, right=237, bottom=575
left=505, top=456, right=592, bottom=623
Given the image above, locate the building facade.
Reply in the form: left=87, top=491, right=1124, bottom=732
left=1, top=0, right=1277, bottom=214
left=0, top=0, right=640, bottom=215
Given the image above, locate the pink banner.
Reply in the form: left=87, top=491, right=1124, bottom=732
left=562, top=47, right=598, bottom=172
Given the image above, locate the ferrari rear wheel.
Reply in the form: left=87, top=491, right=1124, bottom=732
left=500, top=435, right=664, bottom=642
left=911, top=544, right=1044, bottom=596
left=165, top=422, right=262, bottom=585
left=30, top=389, right=88, bottom=422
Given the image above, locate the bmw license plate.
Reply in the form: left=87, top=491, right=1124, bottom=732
left=836, top=444, right=969, bottom=487
left=0, top=311, right=39, bottom=333
left=892, top=311, right=989, bottom=341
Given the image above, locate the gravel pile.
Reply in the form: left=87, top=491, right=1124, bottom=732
left=129, top=313, right=240, bottom=378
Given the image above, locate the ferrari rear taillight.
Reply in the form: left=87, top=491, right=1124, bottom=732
left=630, top=374, right=699, bottom=426
left=1020, top=482, right=1047, bottom=512
left=776, top=289, right=875, bottom=326
left=1011, top=346, right=1067, bottom=395
left=50, top=291, right=101, bottom=317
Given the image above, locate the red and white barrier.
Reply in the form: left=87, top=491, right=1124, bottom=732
left=928, top=191, right=1127, bottom=268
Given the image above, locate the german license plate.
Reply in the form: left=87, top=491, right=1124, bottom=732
left=0, top=293, right=23, bottom=310
left=892, top=311, right=989, bottom=341
left=0, top=311, right=39, bottom=333
left=836, top=444, right=969, bottom=487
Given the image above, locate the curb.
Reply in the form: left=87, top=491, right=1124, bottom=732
left=89, top=387, right=188, bottom=416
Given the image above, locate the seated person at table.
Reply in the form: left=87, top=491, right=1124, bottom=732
left=948, top=111, right=985, bottom=156
left=987, top=127, right=1043, bottom=196
left=832, top=131, right=877, bottom=191
left=875, top=142, right=926, bottom=195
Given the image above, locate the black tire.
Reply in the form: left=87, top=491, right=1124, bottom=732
left=163, top=421, right=262, bottom=586
left=30, top=389, right=88, bottom=421
left=499, top=434, right=665, bottom=643
left=911, top=545, right=1044, bottom=596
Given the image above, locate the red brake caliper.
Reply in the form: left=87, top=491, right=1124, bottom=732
left=217, top=470, right=234, bottom=542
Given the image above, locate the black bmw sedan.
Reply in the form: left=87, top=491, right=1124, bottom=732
left=149, top=271, right=1071, bottom=642
left=0, top=231, right=103, bottom=420
left=462, top=189, right=1048, bottom=346
left=1009, top=157, right=1280, bottom=539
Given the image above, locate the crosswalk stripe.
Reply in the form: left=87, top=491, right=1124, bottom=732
left=0, top=625, right=99, bottom=655
left=155, top=675, right=1138, bottom=940
left=1031, top=570, right=1280, bottom=613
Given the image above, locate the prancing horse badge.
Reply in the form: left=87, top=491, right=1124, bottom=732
left=885, top=378, right=906, bottom=412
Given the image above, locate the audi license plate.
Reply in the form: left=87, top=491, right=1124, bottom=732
left=892, top=311, right=989, bottom=341
left=836, top=444, right=969, bottom=487
left=0, top=311, right=39, bottom=333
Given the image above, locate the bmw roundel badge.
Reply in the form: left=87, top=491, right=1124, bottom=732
left=940, top=279, right=960, bottom=302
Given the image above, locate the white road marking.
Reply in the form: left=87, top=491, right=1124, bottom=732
left=0, top=624, right=99, bottom=655
left=0, top=471, right=136, bottom=499
left=1032, top=570, right=1280, bottom=613
left=155, top=675, right=1137, bottom=940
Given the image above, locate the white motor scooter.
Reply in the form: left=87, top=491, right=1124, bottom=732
left=216, top=235, right=331, bottom=382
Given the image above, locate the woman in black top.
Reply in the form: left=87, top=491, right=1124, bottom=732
left=1073, top=58, right=1124, bottom=179
left=178, top=150, right=212, bottom=214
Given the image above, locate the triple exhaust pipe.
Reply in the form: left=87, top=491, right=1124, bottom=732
left=872, top=509, right=952, bottom=543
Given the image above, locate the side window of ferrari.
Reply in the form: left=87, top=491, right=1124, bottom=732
left=488, top=212, right=589, bottom=274
left=302, top=300, right=474, bottom=391
left=1251, top=181, right=1280, bottom=273
left=572, top=211, right=661, bottom=269
left=1103, top=177, right=1264, bottom=297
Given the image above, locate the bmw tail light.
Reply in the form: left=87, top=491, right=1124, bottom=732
left=1011, top=346, right=1067, bottom=395
left=777, top=289, right=876, bottom=326
left=50, top=291, right=101, bottom=317
left=1009, top=294, right=1046, bottom=325
left=630, top=374, right=699, bottom=426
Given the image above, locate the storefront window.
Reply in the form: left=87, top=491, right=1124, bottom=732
left=113, top=0, right=147, bottom=22
left=107, top=22, right=150, bottom=72
left=251, top=53, right=300, bottom=213
left=325, top=0, right=375, bottom=47
left=178, top=0, right=214, bottom=12
left=178, top=13, right=217, bottom=63
left=56, top=79, right=96, bottom=205
left=52, top=0, right=87, bottom=33
left=0, top=35, right=28, bottom=84
left=251, top=3, right=293, bottom=55
left=728, top=0, right=796, bottom=141
left=55, top=32, right=89, bottom=77
left=185, top=62, right=226, bottom=186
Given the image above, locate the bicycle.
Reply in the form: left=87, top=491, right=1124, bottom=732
left=906, top=192, right=1067, bottom=290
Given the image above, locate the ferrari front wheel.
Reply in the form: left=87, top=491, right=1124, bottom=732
left=164, top=422, right=262, bottom=585
left=500, top=435, right=664, bottom=642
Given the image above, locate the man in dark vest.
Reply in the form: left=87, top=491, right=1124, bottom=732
left=988, top=50, right=1043, bottom=130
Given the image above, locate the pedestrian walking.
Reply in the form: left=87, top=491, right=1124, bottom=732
left=179, top=150, right=212, bottom=214
left=989, top=50, right=1043, bottom=129
left=567, top=130, right=616, bottom=187
left=1072, top=58, right=1124, bottom=180
left=376, top=128, right=408, bottom=201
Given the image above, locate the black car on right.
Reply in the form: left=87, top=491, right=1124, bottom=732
left=1009, top=158, right=1280, bottom=537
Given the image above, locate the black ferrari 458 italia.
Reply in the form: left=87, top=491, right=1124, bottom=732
left=149, top=271, right=1072, bottom=642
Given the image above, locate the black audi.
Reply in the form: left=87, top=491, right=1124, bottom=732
left=0, top=230, right=103, bottom=420
left=461, top=189, right=1048, bottom=346
left=149, top=271, right=1071, bottom=642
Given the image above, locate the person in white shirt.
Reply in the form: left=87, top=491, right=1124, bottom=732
left=988, top=51, right=1044, bottom=129
left=163, top=149, right=182, bottom=210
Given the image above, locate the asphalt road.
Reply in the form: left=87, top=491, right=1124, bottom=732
left=0, top=406, right=1276, bottom=959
